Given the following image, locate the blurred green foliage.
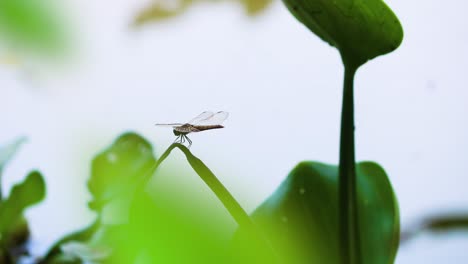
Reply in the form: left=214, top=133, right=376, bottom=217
left=41, top=133, right=240, bottom=263
left=134, top=0, right=273, bottom=26
left=0, top=171, right=46, bottom=238
left=401, top=214, right=468, bottom=243
left=0, top=0, right=66, bottom=56
left=0, top=139, right=46, bottom=263
left=87, top=133, right=156, bottom=212
left=38, top=132, right=401, bottom=264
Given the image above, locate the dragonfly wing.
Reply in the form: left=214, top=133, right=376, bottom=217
left=155, top=123, right=183, bottom=127
left=191, top=111, right=229, bottom=126
left=188, top=111, right=215, bottom=124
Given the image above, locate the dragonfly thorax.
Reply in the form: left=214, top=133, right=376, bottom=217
left=173, top=129, right=185, bottom=136
left=173, top=129, right=181, bottom=136
left=173, top=124, right=197, bottom=136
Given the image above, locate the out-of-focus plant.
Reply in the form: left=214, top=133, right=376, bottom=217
left=133, top=0, right=273, bottom=26
left=0, top=0, right=67, bottom=59
left=401, top=214, right=468, bottom=243
left=39, top=133, right=156, bottom=263
left=0, top=138, right=46, bottom=263
left=39, top=132, right=275, bottom=263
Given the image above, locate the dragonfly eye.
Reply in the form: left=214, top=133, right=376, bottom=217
left=173, top=130, right=181, bottom=136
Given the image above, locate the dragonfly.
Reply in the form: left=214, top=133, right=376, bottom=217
left=155, top=111, right=229, bottom=147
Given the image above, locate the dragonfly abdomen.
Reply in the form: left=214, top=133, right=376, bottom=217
left=192, top=125, right=224, bottom=131
left=173, top=124, right=223, bottom=136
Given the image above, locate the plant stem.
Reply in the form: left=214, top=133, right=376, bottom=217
left=338, top=66, right=361, bottom=264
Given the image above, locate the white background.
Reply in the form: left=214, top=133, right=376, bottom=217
left=1, top=0, right=467, bottom=262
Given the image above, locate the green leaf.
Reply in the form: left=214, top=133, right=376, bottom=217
left=233, top=161, right=399, bottom=264
left=87, top=132, right=156, bottom=211
left=0, top=171, right=46, bottom=239
left=282, top=0, right=403, bottom=67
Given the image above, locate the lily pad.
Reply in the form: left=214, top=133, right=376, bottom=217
left=233, top=161, right=399, bottom=264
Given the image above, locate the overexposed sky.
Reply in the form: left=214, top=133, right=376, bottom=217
left=1, top=0, right=467, bottom=262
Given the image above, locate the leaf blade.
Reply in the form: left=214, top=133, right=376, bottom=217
left=282, top=0, right=404, bottom=67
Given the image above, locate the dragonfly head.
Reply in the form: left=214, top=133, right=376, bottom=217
left=173, top=129, right=182, bottom=136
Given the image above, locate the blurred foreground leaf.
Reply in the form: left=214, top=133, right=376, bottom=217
left=44, top=136, right=273, bottom=263
left=59, top=241, right=112, bottom=263
left=233, top=161, right=399, bottom=264
left=87, top=132, right=156, bottom=211
left=116, top=142, right=275, bottom=263
left=0, top=138, right=43, bottom=262
left=115, top=187, right=233, bottom=263
left=0, top=171, right=46, bottom=234
left=240, top=0, right=273, bottom=15
left=0, top=137, right=26, bottom=198
left=41, top=133, right=156, bottom=263
left=40, top=218, right=101, bottom=264
left=0, top=0, right=67, bottom=56
left=282, top=0, right=403, bottom=67
left=0, top=137, right=25, bottom=171
left=0, top=171, right=46, bottom=247
left=134, top=0, right=273, bottom=26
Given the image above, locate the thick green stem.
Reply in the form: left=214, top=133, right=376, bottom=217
left=338, top=66, right=361, bottom=264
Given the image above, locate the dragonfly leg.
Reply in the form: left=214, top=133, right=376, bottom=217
left=185, top=135, right=192, bottom=148
left=174, top=135, right=181, bottom=144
